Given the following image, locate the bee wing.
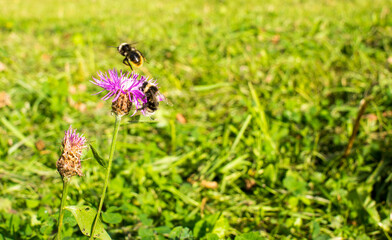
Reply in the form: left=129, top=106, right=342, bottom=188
left=140, top=51, right=147, bottom=62
left=165, top=99, right=173, bottom=106
left=159, top=95, right=172, bottom=106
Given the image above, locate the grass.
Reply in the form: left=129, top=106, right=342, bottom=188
left=0, top=0, right=392, bottom=239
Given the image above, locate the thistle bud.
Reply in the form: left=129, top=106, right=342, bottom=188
left=111, top=93, right=132, bottom=116
left=56, top=126, right=87, bottom=179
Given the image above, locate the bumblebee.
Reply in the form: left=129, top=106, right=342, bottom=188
left=138, top=82, right=160, bottom=116
left=117, top=43, right=146, bottom=70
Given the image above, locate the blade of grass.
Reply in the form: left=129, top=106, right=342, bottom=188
left=1, top=117, right=35, bottom=149
left=205, top=115, right=252, bottom=176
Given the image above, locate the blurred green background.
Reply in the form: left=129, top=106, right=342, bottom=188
left=1, top=0, right=392, bottom=239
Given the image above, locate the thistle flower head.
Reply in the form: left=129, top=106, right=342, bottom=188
left=56, top=126, right=87, bottom=179
left=91, top=69, right=146, bottom=116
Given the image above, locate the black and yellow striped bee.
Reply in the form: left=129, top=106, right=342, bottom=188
left=117, top=43, right=146, bottom=70
left=138, top=82, right=160, bottom=116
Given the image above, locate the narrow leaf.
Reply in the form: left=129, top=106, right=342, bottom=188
left=230, top=114, right=252, bottom=153
left=90, top=144, right=107, bottom=168
left=1, top=117, right=35, bottom=149
left=65, top=205, right=111, bottom=240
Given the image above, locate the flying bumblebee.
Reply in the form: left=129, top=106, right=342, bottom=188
left=117, top=43, right=146, bottom=70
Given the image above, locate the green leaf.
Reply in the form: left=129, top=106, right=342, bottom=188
left=194, top=213, right=222, bottom=239
left=90, top=144, right=107, bottom=168
left=139, top=214, right=153, bottom=226
left=386, top=183, right=392, bottom=206
left=39, top=216, right=54, bottom=235
left=312, top=221, right=320, bottom=239
left=169, top=226, right=193, bottom=239
left=193, top=219, right=207, bottom=238
left=9, top=214, right=21, bottom=234
left=24, top=224, right=33, bottom=236
left=264, top=164, right=277, bottom=183
left=154, top=226, right=171, bottom=234
left=65, top=205, right=111, bottom=240
left=102, top=212, right=122, bottom=224
left=283, top=171, right=307, bottom=195
left=212, top=215, right=232, bottom=239
left=235, top=232, right=264, bottom=240
left=206, top=233, right=219, bottom=240
left=138, top=228, right=154, bottom=239
left=26, top=199, right=40, bottom=209
left=63, top=210, right=77, bottom=227
left=0, top=198, right=12, bottom=212
left=37, top=207, right=50, bottom=220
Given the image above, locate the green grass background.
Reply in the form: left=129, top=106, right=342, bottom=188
left=1, top=0, right=392, bottom=239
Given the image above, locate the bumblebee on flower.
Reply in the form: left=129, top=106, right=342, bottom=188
left=91, top=69, right=166, bottom=117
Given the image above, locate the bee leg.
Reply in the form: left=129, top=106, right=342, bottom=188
left=126, top=59, right=133, bottom=71
left=123, top=58, right=133, bottom=71
left=122, top=58, right=128, bottom=66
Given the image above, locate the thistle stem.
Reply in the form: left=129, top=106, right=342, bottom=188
left=57, top=177, right=70, bottom=240
left=90, top=115, right=121, bottom=239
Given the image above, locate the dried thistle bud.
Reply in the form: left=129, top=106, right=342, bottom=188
left=111, top=93, right=132, bottom=116
left=57, top=126, right=87, bottom=179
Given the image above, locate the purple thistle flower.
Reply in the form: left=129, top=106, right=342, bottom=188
left=91, top=69, right=146, bottom=111
left=57, top=126, right=87, bottom=178
left=62, top=126, right=87, bottom=149
left=91, top=68, right=168, bottom=117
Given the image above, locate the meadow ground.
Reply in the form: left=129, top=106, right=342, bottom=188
left=0, top=0, right=392, bottom=239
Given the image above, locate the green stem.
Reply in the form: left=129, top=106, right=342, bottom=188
left=90, top=115, right=121, bottom=239
left=57, top=177, right=70, bottom=240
